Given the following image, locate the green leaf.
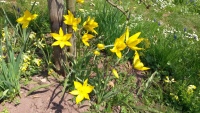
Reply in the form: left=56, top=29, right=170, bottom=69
left=26, top=84, right=53, bottom=96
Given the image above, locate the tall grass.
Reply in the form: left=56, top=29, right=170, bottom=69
left=0, top=25, right=23, bottom=101
left=91, top=0, right=127, bottom=45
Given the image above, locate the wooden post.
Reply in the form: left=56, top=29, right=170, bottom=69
left=66, top=0, right=76, bottom=58
left=48, top=0, right=65, bottom=75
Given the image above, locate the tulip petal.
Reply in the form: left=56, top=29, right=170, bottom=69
left=116, top=51, right=122, bottom=58
left=128, top=38, right=144, bottom=48
left=64, top=34, right=72, bottom=40
left=82, top=40, right=90, bottom=46
left=134, top=61, right=144, bottom=69
left=133, top=51, right=139, bottom=64
left=126, top=32, right=141, bottom=44
left=129, top=46, right=144, bottom=51
left=70, top=90, right=79, bottom=95
left=74, top=81, right=82, bottom=89
left=140, top=67, right=150, bottom=70
left=85, top=85, right=94, bottom=93
left=110, top=47, right=117, bottom=53
left=83, top=93, right=90, bottom=100
left=133, top=51, right=150, bottom=71
left=112, top=69, right=119, bottom=78
left=63, top=41, right=72, bottom=46
left=32, top=14, right=38, bottom=19
left=60, top=43, right=65, bottom=48
left=72, top=25, right=78, bottom=31
left=16, top=17, right=24, bottom=23
left=83, top=79, right=88, bottom=86
left=52, top=41, right=60, bottom=46
left=51, top=33, right=61, bottom=40
left=119, top=33, right=126, bottom=42
left=76, top=94, right=84, bottom=104
left=59, top=28, right=64, bottom=36
left=22, top=22, right=29, bottom=28
left=125, top=27, right=129, bottom=41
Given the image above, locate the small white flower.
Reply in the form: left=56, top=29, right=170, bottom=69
left=0, top=0, right=6, bottom=3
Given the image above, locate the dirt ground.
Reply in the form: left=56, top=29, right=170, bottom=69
left=0, top=75, right=90, bottom=113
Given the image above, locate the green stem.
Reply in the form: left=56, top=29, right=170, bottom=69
left=104, top=45, right=114, bottom=48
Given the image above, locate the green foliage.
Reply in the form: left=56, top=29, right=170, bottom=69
left=0, top=107, right=9, bottom=113
left=0, top=6, right=48, bottom=101
left=0, top=26, right=23, bottom=101
left=139, top=21, right=200, bottom=112
left=107, top=74, right=137, bottom=112
left=174, top=0, right=185, bottom=5
left=89, top=72, right=137, bottom=112
left=29, top=2, right=50, bottom=34
left=163, top=80, right=200, bottom=112
left=173, top=0, right=200, bottom=14
left=92, top=1, right=127, bottom=45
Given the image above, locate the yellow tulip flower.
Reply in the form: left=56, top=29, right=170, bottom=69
left=94, top=50, right=100, bottom=56
left=82, top=33, right=94, bottom=46
left=63, top=10, right=81, bottom=31
left=51, top=27, right=72, bottom=48
left=97, top=44, right=105, bottom=50
left=125, top=27, right=144, bottom=50
left=112, top=69, right=119, bottom=78
left=70, top=79, right=94, bottom=104
left=76, top=0, right=84, bottom=4
left=16, top=10, right=38, bottom=28
left=110, top=33, right=127, bottom=58
left=83, top=16, right=98, bottom=34
left=133, top=51, right=150, bottom=71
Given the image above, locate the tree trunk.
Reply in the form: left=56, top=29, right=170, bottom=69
left=66, top=0, right=76, bottom=58
left=48, top=0, right=65, bottom=75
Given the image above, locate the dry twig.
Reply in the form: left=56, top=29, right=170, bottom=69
left=105, top=0, right=130, bottom=20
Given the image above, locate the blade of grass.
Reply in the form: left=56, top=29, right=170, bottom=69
left=137, top=71, right=158, bottom=95
left=26, top=83, right=53, bottom=96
